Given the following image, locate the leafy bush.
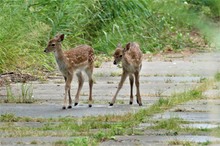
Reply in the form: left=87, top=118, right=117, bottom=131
left=0, top=0, right=218, bottom=73
left=186, top=0, right=220, bottom=18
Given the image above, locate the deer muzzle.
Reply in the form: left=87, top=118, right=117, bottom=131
left=44, top=49, right=48, bottom=53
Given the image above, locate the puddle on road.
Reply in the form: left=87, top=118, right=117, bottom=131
left=154, top=111, right=220, bottom=123
left=153, top=99, right=220, bottom=123
left=137, top=123, right=219, bottom=131
left=181, top=123, right=219, bottom=129
left=170, top=135, right=220, bottom=143
left=100, top=135, right=220, bottom=146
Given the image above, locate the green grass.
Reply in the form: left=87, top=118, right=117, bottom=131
left=153, top=117, right=188, bottom=131
left=168, top=140, right=211, bottom=146
left=110, top=71, right=122, bottom=77
left=55, top=137, right=97, bottom=146
left=215, top=72, right=220, bottom=81
left=151, top=117, right=212, bottom=136
left=211, top=126, right=220, bottom=138
left=0, top=0, right=219, bottom=74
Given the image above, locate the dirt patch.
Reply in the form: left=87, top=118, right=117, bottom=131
left=143, top=48, right=198, bottom=62
left=0, top=72, right=38, bottom=86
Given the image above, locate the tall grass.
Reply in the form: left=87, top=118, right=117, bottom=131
left=0, top=1, right=54, bottom=73
left=0, top=0, right=219, bottom=74
left=93, top=0, right=192, bottom=53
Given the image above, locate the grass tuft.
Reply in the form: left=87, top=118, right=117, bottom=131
left=215, top=72, right=220, bottom=81
left=4, top=83, right=34, bottom=103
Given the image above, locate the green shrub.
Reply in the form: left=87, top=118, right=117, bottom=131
left=0, top=0, right=217, bottom=73
left=186, top=0, right=220, bottom=17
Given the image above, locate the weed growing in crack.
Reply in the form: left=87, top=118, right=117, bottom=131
left=158, top=97, right=170, bottom=107
left=164, top=78, right=173, bottom=83
left=199, top=77, right=207, bottom=83
left=19, top=83, right=34, bottom=103
left=4, top=83, right=34, bottom=103
left=169, top=140, right=211, bottom=146
left=111, top=124, right=125, bottom=135
left=94, top=73, right=104, bottom=77
left=93, top=131, right=112, bottom=142
left=110, top=71, right=122, bottom=77
left=155, top=89, right=165, bottom=97
left=153, top=117, right=187, bottom=130
left=215, top=72, right=220, bottom=81
left=0, top=113, right=17, bottom=122
left=5, top=84, right=15, bottom=103
left=168, top=140, right=194, bottom=146
left=67, top=137, right=96, bottom=146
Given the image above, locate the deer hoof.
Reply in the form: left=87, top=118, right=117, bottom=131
left=139, top=103, right=143, bottom=106
left=62, top=106, right=66, bottom=110
left=67, top=105, right=72, bottom=109
left=109, top=102, right=114, bottom=106
left=88, top=104, right=92, bottom=108
left=129, top=101, right=133, bottom=105
left=74, top=103, right=78, bottom=106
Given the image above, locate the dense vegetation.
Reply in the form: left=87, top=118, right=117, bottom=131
left=0, top=0, right=219, bottom=73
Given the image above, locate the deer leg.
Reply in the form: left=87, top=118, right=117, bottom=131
left=63, top=75, right=73, bottom=109
left=75, top=72, right=84, bottom=106
left=129, top=74, right=134, bottom=105
left=110, top=71, right=128, bottom=106
left=85, top=67, right=94, bottom=107
left=64, top=76, right=72, bottom=109
left=134, top=71, right=142, bottom=106
left=67, top=89, right=72, bottom=109
left=63, top=76, right=67, bottom=109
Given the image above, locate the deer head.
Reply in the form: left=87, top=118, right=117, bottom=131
left=44, top=34, right=64, bottom=53
left=113, top=43, right=124, bottom=65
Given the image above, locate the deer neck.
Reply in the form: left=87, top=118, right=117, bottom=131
left=54, top=44, right=64, bottom=59
left=54, top=45, right=67, bottom=70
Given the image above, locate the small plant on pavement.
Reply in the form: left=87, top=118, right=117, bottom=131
left=5, top=84, right=15, bottom=103
left=18, top=83, right=34, bottom=103
left=4, top=83, right=34, bottom=103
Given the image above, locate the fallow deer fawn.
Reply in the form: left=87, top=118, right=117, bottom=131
left=44, top=34, right=94, bottom=109
left=109, top=42, right=143, bottom=106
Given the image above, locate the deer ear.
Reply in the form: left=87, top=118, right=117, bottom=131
left=55, top=34, right=64, bottom=42
left=59, top=34, right=65, bottom=42
left=124, top=43, right=131, bottom=52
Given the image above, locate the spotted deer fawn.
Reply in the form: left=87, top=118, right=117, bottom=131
left=109, top=42, right=143, bottom=106
left=44, top=34, right=94, bottom=109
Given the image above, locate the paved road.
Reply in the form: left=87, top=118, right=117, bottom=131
left=0, top=52, right=219, bottom=118
left=0, top=52, right=220, bottom=145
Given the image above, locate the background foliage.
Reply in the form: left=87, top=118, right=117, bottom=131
left=0, top=0, right=219, bottom=73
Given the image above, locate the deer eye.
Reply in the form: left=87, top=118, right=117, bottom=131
left=120, top=55, right=122, bottom=57
left=51, top=44, right=55, bottom=46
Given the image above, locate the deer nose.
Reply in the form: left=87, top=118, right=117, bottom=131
left=44, top=49, right=47, bottom=53
left=113, top=60, right=117, bottom=65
